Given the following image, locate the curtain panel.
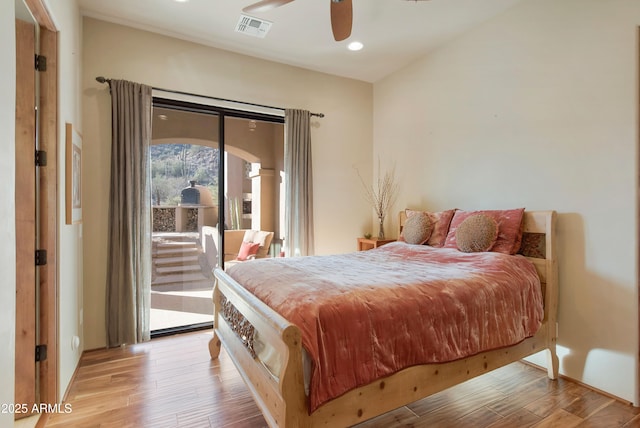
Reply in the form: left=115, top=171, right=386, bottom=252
left=105, top=80, right=153, bottom=347
left=284, top=109, right=314, bottom=257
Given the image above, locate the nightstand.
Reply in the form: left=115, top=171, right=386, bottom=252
left=357, top=237, right=395, bottom=251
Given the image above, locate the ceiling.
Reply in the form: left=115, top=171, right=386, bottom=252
left=77, top=0, right=524, bottom=83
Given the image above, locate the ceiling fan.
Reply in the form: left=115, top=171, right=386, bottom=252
left=243, top=0, right=353, bottom=42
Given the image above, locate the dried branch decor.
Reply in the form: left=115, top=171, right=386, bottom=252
left=356, top=160, right=398, bottom=239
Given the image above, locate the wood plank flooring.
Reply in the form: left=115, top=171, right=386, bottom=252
left=45, top=330, right=640, bottom=428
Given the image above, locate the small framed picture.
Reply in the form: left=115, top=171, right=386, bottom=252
left=65, top=123, right=82, bottom=224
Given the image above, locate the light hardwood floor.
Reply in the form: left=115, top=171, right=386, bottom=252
left=44, top=330, right=640, bottom=428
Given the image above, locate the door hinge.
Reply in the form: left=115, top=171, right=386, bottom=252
left=35, top=344, right=47, bottom=362
left=35, top=54, right=47, bottom=72
left=35, top=249, right=47, bottom=266
left=35, top=150, right=47, bottom=167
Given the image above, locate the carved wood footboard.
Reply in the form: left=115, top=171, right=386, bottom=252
left=209, top=210, right=558, bottom=428
left=210, top=269, right=307, bottom=427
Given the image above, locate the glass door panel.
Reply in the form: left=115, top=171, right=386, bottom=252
left=222, top=117, right=285, bottom=263
left=150, top=106, right=219, bottom=333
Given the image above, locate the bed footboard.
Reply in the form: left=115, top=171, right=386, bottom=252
left=209, top=268, right=308, bottom=428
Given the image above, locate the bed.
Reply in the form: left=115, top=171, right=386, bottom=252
left=208, top=209, right=558, bottom=427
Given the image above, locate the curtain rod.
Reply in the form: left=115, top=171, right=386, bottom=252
left=95, top=76, right=325, bottom=118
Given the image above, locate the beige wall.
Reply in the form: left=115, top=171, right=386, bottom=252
left=1, top=1, right=17, bottom=425
left=81, top=17, right=373, bottom=349
left=374, top=0, right=639, bottom=404
left=48, top=0, right=85, bottom=400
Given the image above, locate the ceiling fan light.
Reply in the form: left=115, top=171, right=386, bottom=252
left=347, top=41, right=363, bottom=51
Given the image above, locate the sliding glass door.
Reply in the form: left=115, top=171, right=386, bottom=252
left=149, top=106, right=219, bottom=333
left=149, top=99, right=284, bottom=335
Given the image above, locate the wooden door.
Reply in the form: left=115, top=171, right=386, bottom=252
left=15, top=18, right=38, bottom=417
left=38, top=23, right=59, bottom=410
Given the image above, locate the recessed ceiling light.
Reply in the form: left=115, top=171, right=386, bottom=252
left=347, top=41, right=363, bottom=51
left=174, top=0, right=188, bottom=3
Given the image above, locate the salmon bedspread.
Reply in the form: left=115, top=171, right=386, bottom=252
left=225, top=242, right=543, bottom=412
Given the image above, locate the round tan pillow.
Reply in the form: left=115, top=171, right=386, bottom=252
left=455, top=214, right=499, bottom=252
left=402, top=212, right=433, bottom=245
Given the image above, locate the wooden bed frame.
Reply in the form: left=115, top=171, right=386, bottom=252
left=209, top=210, right=558, bottom=428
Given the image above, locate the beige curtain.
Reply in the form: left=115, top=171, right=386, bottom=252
left=105, top=79, right=153, bottom=347
left=284, top=109, right=314, bottom=256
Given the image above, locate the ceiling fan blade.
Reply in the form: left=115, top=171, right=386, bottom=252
left=243, top=0, right=295, bottom=14
left=330, top=0, right=352, bottom=41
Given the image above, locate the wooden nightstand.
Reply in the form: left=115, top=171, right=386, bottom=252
left=357, top=237, right=395, bottom=251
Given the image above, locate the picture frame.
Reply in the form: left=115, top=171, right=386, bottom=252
left=65, top=122, right=82, bottom=224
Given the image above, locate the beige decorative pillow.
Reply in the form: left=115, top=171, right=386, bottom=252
left=402, top=212, right=433, bottom=245
left=405, top=209, right=456, bottom=247
left=455, top=214, right=499, bottom=252
left=445, top=208, right=524, bottom=254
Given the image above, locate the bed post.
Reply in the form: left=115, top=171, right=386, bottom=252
left=209, top=280, right=222, bottom=359
left=279, top=325, right=310, bottom=428
left=545, top=210, right=559, bottom=379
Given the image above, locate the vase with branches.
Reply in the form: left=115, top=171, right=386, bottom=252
left=356, top=160, right=398, bottom=239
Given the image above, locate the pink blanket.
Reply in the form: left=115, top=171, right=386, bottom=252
left=226, top=242, right=543, bottom=412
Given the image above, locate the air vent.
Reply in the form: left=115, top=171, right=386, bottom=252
left=235, top=14, right=272, bottom=38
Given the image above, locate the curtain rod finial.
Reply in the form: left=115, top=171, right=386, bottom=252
left=96, top=76, right=107, bottom=84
